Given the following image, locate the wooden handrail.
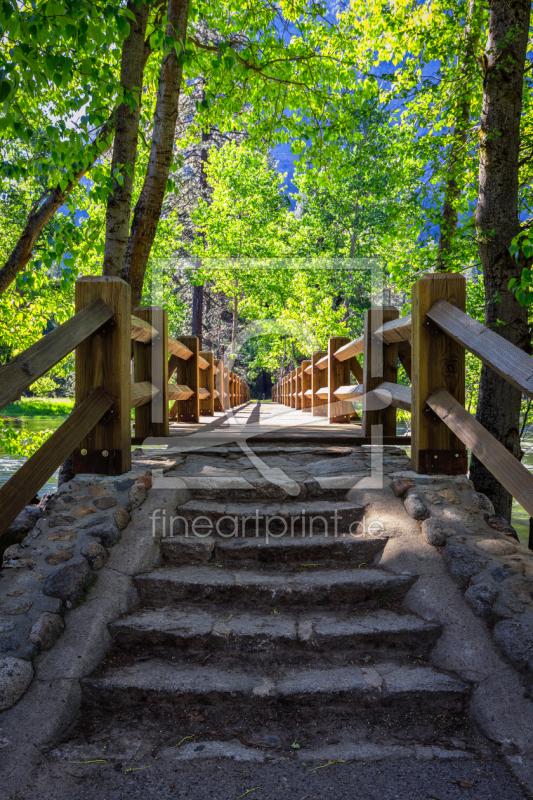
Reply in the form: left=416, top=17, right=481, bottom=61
left=332, top=384, right=363, bottom=400
left=0, top=387, right=113, bottom=538
left=309, top=315, right=412, bottom=374
left=371, top=382, right=411, bottom=411
left=131, top=315, right=158, bottom=343
left=331, top=335, right=364, bottom=362
left=0, top=299, right=114, bottom=411
left=373, top=314, right=412, bottom=344
left=427, top=387, right=533, bottom=517
left=131, top=381, right=159, bottom=408
left=427, top=299, right=533, bottom=400
left=168, top=384, right=194, bottom=401
left=168, top=336, right=194, bottom=361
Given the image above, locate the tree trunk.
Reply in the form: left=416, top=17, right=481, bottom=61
left=231, top=290, right=238, bottom=364
left=103, top=1, right=150, bottom=277
left=192, top=282, right=203, bottom=347
left=121, top=0, right=190, bottom=307
left=0, top=120, right=114, bottom=296
left=191, top=117, right=211, bottom=343
left=437, top=0, right=483, bottom=270
left=470, top=0, right=531, bottom=519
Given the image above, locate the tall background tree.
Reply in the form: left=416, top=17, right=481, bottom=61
left=470, top=0, right=532, bottom=518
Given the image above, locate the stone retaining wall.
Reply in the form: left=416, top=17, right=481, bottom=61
left=0, top=470, right=152, bottom=712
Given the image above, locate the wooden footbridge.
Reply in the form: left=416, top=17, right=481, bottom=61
left=2, top=270, right=533, bottom=538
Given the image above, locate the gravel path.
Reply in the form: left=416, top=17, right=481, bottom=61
left=13, top=755, right=529, bottom=800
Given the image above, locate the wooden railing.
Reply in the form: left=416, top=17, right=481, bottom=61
left=0, top=276, right=250, bottom=537
left=273, top=271, right=533, bottom=518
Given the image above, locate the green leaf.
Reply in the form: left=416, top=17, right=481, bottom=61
left=0, top=80, right=10, bottom=103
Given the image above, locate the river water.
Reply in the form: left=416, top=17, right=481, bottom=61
left=0, top=416, right=64, bottom=496
left=1, top=413, right=532, bottom=547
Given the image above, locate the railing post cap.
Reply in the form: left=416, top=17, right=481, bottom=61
left=77, top=275, right=130, bottom=286
left=416, top=272, right=466, bottom=283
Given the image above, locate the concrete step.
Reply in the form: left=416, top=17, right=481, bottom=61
left=161, top=534, right=388, bottom=567
left=134, top=566, right=416, bottom=608
left=109, top=607, right=442, bottom=654
left=82, top=660, right=468, bottom=711
left=167, top=499, right=365, bottom=538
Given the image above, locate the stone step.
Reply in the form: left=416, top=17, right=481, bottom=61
left=165, top=500, right=365, bottom=538
left=134, top=566, right=416, bottom=608
left=82, top=660, right=468, bottom=711
left=161, top=534, right=388, bottom=567
left=155, top=474, right=358, bottom=501
left=109, top=607, right=442, bottom=654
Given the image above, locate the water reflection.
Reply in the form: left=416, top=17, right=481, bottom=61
left=0, top=415, right=64, bottom=494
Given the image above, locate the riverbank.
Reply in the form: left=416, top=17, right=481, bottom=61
left=2, top=398, right=75, bottom=417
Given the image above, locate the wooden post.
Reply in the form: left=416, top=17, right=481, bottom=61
left=295, top=366, right=302, bottom=410
left=214, top=359, right=224, bottom=411
left=362, top=306, right=399, bottom=437
left=223, top=362, right=230, bottom=409
left=329, top=336, right=351, bottom=424
left=229, top=372, right=234, bottom=407
left=312, top=351, right=328, bottom=417
left=74, top=276, right=131, bottom=475
left=292, top=370, right=297, bottom=408
left=175, top=336, right=200, bottom=423
left=411, top=273, right=467, bottom=474
left=200, top=352, right=215, bottom=416
left=301, top=360, right=311, bottom=411
left=133, top=306, right=169, bottom=440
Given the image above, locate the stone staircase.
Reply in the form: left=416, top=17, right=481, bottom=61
left=79, top=514, right=472, bottom=756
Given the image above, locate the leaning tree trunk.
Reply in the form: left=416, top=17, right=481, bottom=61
left=470, top=0, right=531, bottom=519
left=0, top=120, right=114, bottom=296
left=122, top=0, right=190, bottom=307
left=437, top=0, right=482, bottom=270
left=103, top=1, right=150, bottom=277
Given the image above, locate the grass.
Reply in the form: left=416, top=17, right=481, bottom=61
left=2, top=397, right=75, bottom=417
